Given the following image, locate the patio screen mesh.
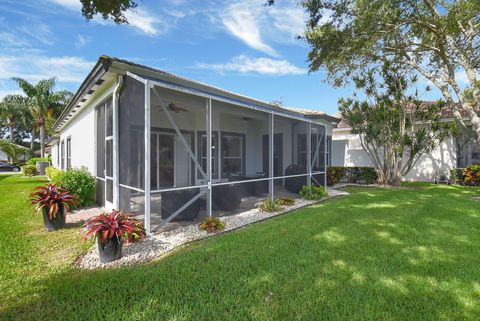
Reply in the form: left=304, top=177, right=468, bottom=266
left=118, top=75, right=145, bottom=191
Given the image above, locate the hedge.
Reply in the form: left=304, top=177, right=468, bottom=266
left=45, top=166, right=62, bottom=180
left=327, top=166, right=377, bottom=186
left=21, top=165, right=37, bottom=176
left=451, top=165, right=480, bottom=186
left=27, top=157, right=51, bottom=166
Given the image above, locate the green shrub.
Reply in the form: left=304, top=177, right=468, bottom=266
left=327, top=166, right=377, bottom=185
left=450, top=168, right=464, bottom=184
left=463, top=165, right=480, bottom=186
left=52, top=167, right=95, bottom=207
left=258, top=198, right=284, bottom=212
left=327, top=166, right=348, bottom=185
left=198, top=217, right=225, bottom=233
left=276, top=196, right=295, bottom=206
left=299, top=185, right=328, bottom=200
left=21, top=165, right=37, bottom=176
left=27, top=157, right=50, bottom=166
left=45, top=166, right=62, bottom=180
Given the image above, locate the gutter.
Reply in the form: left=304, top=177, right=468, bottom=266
left=54, top=57, right=112, bottom=131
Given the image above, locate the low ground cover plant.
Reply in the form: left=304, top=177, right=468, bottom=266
left=299, top=185, right=328, bottom=200
left=21, top=165, right=37, bottom=176
left=52, top=167, right=95, bottom=207
left=276, top=196, right=295, bottom=206
left=198, top=217, right=225, bottom=233
left=83, top=210, right=145, bottom=263
left=258, top=198, right=284, bottom=212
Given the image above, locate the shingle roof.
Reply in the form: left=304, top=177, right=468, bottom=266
left=335, top=101, right=476, bottom=129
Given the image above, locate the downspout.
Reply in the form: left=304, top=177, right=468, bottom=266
left=113, top=74, right=124, bottom=210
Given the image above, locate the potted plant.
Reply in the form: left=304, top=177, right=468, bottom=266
left=30, top=184, right=79, bottom=231
left=82, top=210, right=145, bottom=263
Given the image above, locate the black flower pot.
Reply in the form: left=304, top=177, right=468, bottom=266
left=42, top=205, right=66, bottom=232
left=97, top=235, right=123, bottom=263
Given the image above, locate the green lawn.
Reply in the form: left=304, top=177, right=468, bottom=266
left=1, top=175, right=480, bottom=320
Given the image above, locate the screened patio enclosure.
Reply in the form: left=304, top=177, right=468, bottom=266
left=103, top=73, right=327, bottom=234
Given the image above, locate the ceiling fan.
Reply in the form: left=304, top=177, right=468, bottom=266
left=157, top=102, right=189, bottom=113
left=169, top=103, right=189, bottom=113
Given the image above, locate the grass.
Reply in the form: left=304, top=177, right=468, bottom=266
left=1, top=175, right=480, bottom=320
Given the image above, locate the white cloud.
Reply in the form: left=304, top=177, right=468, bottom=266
left=0, top=54, right=93, bottom=83
left=49, top=0, right=81, bottom=10
left=195, top=55, right=306, bottom=76
left=47, top=0, right=170, bottom=36
left=217, top=0, right=307, bottom=56
left=221, top=5, right=277, bottom=56
left=0, top=32, right=31, bottom=48
left=74, top=35, right=90, bottom=48
left=124, top=9, right=170, bottom=36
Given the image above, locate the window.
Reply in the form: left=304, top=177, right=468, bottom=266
left=197, top=131, right=218, bottom=179
left=297, top=134, right=307, bottom=168
left=66, top=137, right=71, bottom=169
left=221, top=133, right=245, bottom=178
left=56, top=142, right=60, bottom=167
left=61, top=140, right=65, bottom=170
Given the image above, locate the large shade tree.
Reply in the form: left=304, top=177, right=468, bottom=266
left=287, top=0, right=480, bottom=144
left=13, top=78, right=72, bottom=157
left=80, top=0, right=137, bottom=23
left=340, top=65, right=453, bottom=185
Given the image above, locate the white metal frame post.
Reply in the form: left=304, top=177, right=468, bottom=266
left=269, top=113, right=274, bottom=200
left=206, top=98, right=212, bottom=216
left=324, top=128, right=327, bottom=187
left=144, top=81, right=151, bottom=235
left=307, top=122, right=312, bottom=187
left=112, top=75, right=123, bottom=210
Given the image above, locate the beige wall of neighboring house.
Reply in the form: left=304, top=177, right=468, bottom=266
left=332, top=128, right=457, bottom=182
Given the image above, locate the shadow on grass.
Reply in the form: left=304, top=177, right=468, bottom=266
left=2, top=184, right=480, bottom=321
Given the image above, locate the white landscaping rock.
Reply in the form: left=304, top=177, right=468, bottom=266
left=76, top=187, right=349, bottom=269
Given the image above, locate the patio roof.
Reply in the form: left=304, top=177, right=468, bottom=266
left=54, top=55, right=337, bottom=131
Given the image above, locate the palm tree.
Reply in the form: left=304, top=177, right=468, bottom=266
left=0, top=95, right=27, bottom=143
left=0, top=139, right=29, bottom=163
left=13, top=78, right=72, bottom=157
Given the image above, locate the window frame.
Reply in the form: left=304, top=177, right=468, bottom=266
left=60, top=140, right=65, bottom=170
left=66, top=136, right=72, bottom=170
left=221, top=132, right=246, bottom=178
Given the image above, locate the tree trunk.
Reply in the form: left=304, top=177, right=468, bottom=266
left=39, top=124, right=45, bottom=158
left=30, top=128, right=35, bottom=150
left=8, top=125, right=14, bottom=163
left=9, top=125, right=14, bottom=142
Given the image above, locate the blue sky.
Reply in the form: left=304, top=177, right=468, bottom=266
left=0, top=0, right=444, bottom=115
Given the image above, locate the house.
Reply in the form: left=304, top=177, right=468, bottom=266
left=48, top=56, right=338, bottom=233
left=332, top=106, right=480, bottom=181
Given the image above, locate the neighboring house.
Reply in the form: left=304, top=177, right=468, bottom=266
left=0, top=148, right=7, bottom=162
left=332, top=106, right=480, bottom=182
left=0, top=147, right=29, bottom=162
left=48, top=56, right=338, bottom=233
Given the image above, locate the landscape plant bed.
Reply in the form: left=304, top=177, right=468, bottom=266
left=77, top=187, right=349, bottom=269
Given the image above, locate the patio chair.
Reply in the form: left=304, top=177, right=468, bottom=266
left=434, top=170, right=450, bottom=184
left=212, top=184, right=242, bottom=211
left=161, top=188, right=202, bottom=221
left=285, top=165, right=308, bottom=194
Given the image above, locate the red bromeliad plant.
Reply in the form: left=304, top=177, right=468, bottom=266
left=30, top=184, right=79, bottom=219
left=82, top=210, right=145, bottom=244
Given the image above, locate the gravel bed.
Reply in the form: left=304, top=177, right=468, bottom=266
left=76, top=187, right=349, bottom=269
